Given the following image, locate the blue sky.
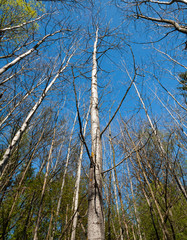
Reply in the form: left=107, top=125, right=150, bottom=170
left=35, top=0, right=187, bottom=136
left=1, top=0, right=186, bottom=162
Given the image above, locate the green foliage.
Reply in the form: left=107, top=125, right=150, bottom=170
left=137, top=184, right=187, bottom=239
left=0, top=0, right=44, bottom=44
left=0, top=168, right=88, bottom=239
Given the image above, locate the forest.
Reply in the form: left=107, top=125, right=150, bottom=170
left=0, top=0, right=186, bottom=239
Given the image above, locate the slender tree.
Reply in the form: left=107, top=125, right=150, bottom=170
left=87, top=27, right=105, bottom=240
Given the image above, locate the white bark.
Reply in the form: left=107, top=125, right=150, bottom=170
left=51, top=113, right=77, bottom=240
left=87, top=27, right=105, bottom=240
left=0, top=78, right=45, bottom=129
left=33, top=127, right=56, bottom=240
left=0, top=28, right=68, bottom=75
left=111, top=154, right=123, bottom=240
left=133, top=81, right=187, bottom=200
left=0, top=53, right=73, bottom=176
left=0, top=14, right=47, bottom=33
left=56, top=113, right=77, bottom=217
left=71, top=106, right=90, bottom=240
left=126, top=160, right=143, bottom=240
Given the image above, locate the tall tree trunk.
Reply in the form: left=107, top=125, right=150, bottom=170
left=123, top=123, right=170, bottom=240
left=71, top=107, right=90, bottom=240
left=87, top=27, right=105, bottom=240
left=0, top=53, right=73, bottom=176
left=107, top=167, right=112, bottom=240
left=133, top=81, right=187, bottom=200
left=51, top=113, right=77, bottom=240
left=109, top=132, right=129, bottom=240
left=126, top=159, right=143, bottom=240
left=33, top=127, right=56, bottom=240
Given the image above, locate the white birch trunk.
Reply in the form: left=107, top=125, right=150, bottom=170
left=126, top=159, right=143, bottom=240
left=71, top=106, right=90, bottom=240
left=87, top=27, right=105, bottom=240
left=111, top=160, right=123, bottom=240
left=0, top=53, right=73, bottom=176
left=51, top=113, right=77, bottom=240
left=33, top=127, right=56, bottom=240
left=133, top=81, right=187, bottom=200
left=0, top=29, right=65, bottom=76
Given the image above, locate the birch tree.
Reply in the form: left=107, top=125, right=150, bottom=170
left=71, top=106, right=90, bottom=240
left=0, top=51, right=74, bottom=176
left=87, top=27, right=105, bottom=240
left=33, top=123, right=57, bottom=240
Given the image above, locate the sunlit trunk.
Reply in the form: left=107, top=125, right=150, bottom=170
left=71, top=107, right=90, bottom=240
left=87, top=27, right=105, bottom=240
left=33, top=127, right=56, bottom=240
left=0, top=54, right=73, bottom=176
left=51, top=113, right=77, bottom=240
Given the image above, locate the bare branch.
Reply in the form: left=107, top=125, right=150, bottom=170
left=101, top=46, right=137, bottom=137
left=0, top=14, right=48, bottom=33
left=137, top=14, right=187, bottom=34
left=153, top=47, right=187, bottom=69
left=0, top=52, right=74, bottom=176
left=0, top=28, right=71, bottom=75
left=72, top=68, right=92, bottom=164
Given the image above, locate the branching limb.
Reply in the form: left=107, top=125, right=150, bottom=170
left=137, top=14, right=187, bottom=34
left=102, top=135, right=151, bottom=174
left=0, top=28, right=71, bottom=75
left=0, top=14, right=48, bottom=33
left=72, top=67, right=93, bottom=165
left=101, top=46, right=137, bottom=137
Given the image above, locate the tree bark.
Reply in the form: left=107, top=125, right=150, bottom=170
left=133, top=81, right=187, bottom=200
left=109, top=132, right=129, bottom=240
left=51, top=113, right=77, bottom=240
left=0, top=53, right=73, bottom=176
left=71, top=107, right=90, bottom=240
left=87, top=27, right=105, bottom=240
left=33, top=127, right=56, bottom=240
